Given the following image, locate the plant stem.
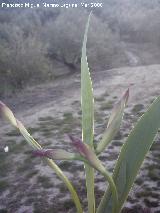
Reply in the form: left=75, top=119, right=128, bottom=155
left=19, top=129, right=83, bottom=213
left=98, top=168, right=118, bottom=213
left=47, top=159, right=83, bottom=213
left=85, top=164, right=95, bottom=213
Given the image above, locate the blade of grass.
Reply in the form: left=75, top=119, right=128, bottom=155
left=97, top=97, right=160, bottom=213
left=81, top=12, right=95, bottom=213
left=0, top=102, right=83, bottom=213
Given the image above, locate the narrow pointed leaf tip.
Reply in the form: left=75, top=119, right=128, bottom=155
left=81, top=12, right=94, bottom=147
left=68, top=134, right=88, bottom=158
left=0, top=100, right=17, bottom=127
left=0, top=103, right=41, bottom=150
left=33, top=149, right=76, bottom=160
left=68, top=135, right=104, bottom=171
left=108, top=88, right=129, bottom=128
left=96, top=89, right=129, bottom=154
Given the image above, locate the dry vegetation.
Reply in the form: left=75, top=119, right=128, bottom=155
left=1, top=0, right=160, bottom=96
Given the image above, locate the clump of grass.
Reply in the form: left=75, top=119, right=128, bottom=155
left=94, top=111, right=104, bottom=123
left=59, top=184, right=67, bottom=193
left=113, top=96, right=118, bottom=99
left=27, top=127, right=39, bottom=134
left=0, top=180, right=9, bottom=192
left=63, top=199, right=75, bottom=210
left=144, top=198, right=159, bottom=208
left=6, top=129, right=20, bottom=137
left=136, top=191, right=151, bottom=198
left=60, top=126, right=72, bottom=134
left=25, top=169, right=39, bottom=178
left=41, top=130, right=53, bottom=137
left=135, top=178, right=143, bottom=185
left=0, top=160, right=11, bottom=177
left=136, top=190, right=159, bottom=199
left=17, top=159, right=34, bottom=173
left=38, top=114, right=81, bottom=137
left=77, top=110, right=82, bottom=116
left=8, top=141, right=26, bottom=154
left=63, top=112, right=73, bottom=118
left=148, top=165, right=159, bottom=181
left=101, top=90, right=109, bottom=97
left=100, top=100, right=114, bottom=110
left=150, top=98, right=156, bottom=104
left=72, top=100, right=80, bottom=106
left=63, top=113, right=74, bottom=123
left=37, top=175, right=53, bottom=188
left=95, top=96, right=105, bottom=102
left=59, top=161, right=71, bottom=171
left=132, top=104, right=144, bottom=114
left=0, top=209, right=8, bottom=213
left=112, top=140, right=122, bottom=146
left=114, top=131, right=123, bottom=140
left=150, top=142, right=160, bottom=151
left=38, top=116, right=54, bottom=122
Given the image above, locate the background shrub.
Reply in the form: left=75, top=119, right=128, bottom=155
left=1, top=0, right=160, bottom=95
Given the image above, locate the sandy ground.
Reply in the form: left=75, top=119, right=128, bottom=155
left=1, top=64, right=160, bottom=129
left=0, top=64, right=160, bottom=213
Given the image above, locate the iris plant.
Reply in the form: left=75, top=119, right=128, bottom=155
left=1, top=13, right=160, bottom=213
